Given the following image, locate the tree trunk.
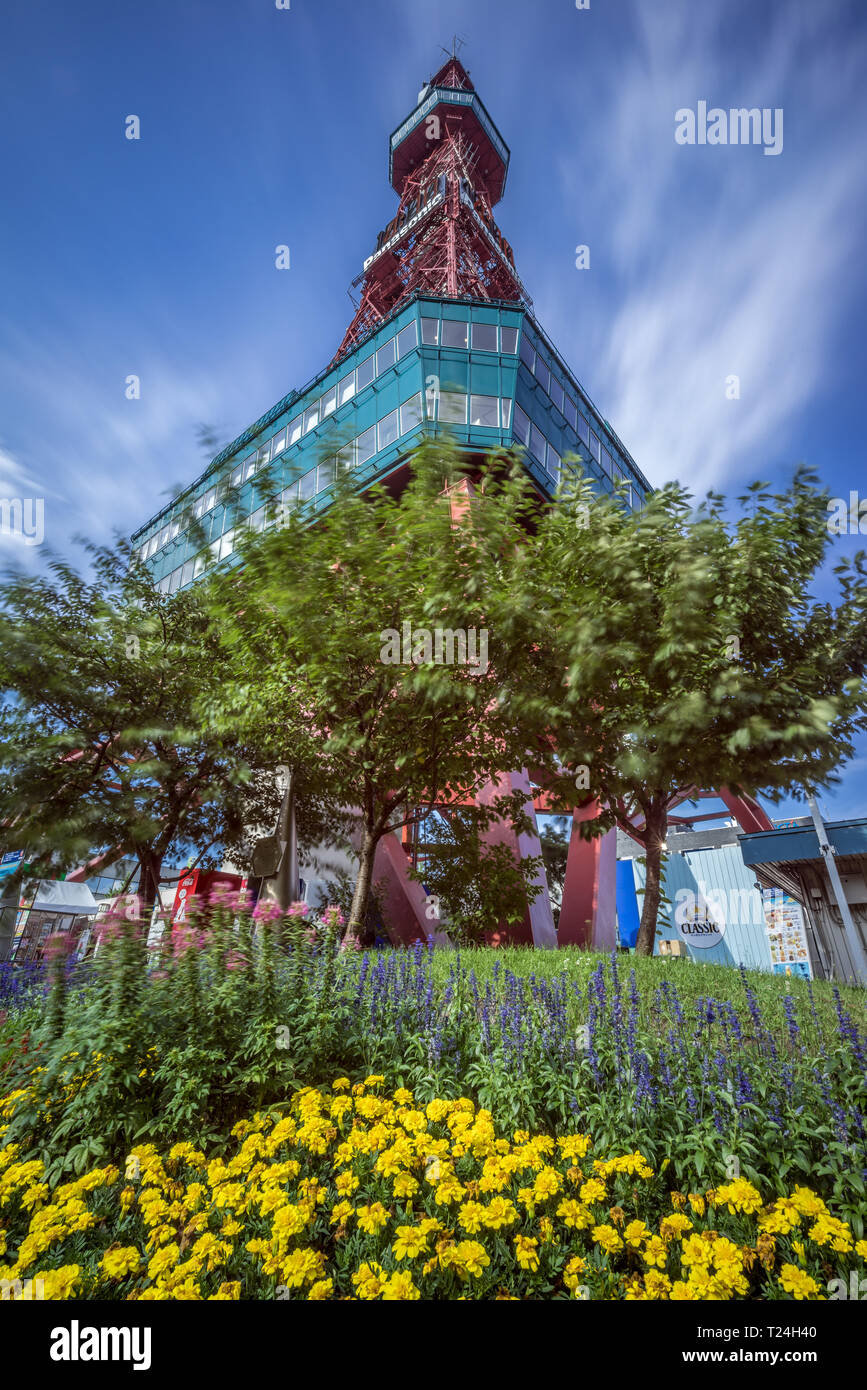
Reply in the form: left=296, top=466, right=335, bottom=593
left=347, top=829, right=377, bottom=944
left=634, top=810, right=667, bottom=957
left=137, top=851, right=163, bottom=916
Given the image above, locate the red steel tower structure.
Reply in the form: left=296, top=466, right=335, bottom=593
left=335, top=56, right=531, bottom=364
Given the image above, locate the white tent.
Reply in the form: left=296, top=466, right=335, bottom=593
left=28, top=880, right=100, bottom=916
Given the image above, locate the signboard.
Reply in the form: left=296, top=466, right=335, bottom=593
left=170, top=869, right=245, bottom=926
left=673, top=891, right=727, bottom=950
left=762, top=889, right=812, bottom=979
left=0, top=850, right=25, bottom=880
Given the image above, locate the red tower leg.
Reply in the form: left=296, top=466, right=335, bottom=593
left=476, top=769, right=557, bottom=948
left=372, top=831, right=443, bottom=947
left=558, top=802, right=617, bottom=950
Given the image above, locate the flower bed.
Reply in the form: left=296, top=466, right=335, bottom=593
left=1, top=1078, right=863, bottom=1301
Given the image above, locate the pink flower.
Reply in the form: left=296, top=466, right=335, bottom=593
left=339, top=934, right=362, bottom=953
left=225, top=950, right=248, bottom=973
left=286, top=901, right=310, bottom=919
left=253, top=899, right=284, bottom=924
left=323, top=905, right=345, bottom=929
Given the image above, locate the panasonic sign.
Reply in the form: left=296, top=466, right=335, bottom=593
left=363, top=190, right=444, bottom=272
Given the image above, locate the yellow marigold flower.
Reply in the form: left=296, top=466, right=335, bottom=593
left=779, top=1263, right=821, bottom=1300
left=147, top=1243, right=179, bottom=1281
left=209, top=1282, right=241, bottom=1300
left=100, top=1246, right=142, bottom=1279
left=434, top=1175, right=466, bottom=1206
left=272, top=1204, right=309, bottom=1240
left=282, top=1248, right=326, bottom=1289
left=539, top=1217, right=554, bottom=1244
left=533, top=1167, right=562, bottom=1201
left=670, top=1280, right=698, bottom=1300
left=807, top=1215, right=853, bottom=1253
left=348, top=1262, right=386, bottom=1301
left=687, top=1193, right=705, bottom=1218
left=517, top=1187, right=537, bottom=1214
left=334, top=1171, right=360, bottom=1197
left=714, top=1178, right=763, bottom=1217
left=680, top=1234, right=712, bottom=1267
left=458, top=1200, right=487, bottom=1235
left=592, top=1223, right=623, bottom=1255
left=557, top=1199, right=593, bottom=1231
left=363, top=1075, right=385, bottom=1089
left=393, top=1088, right=414, bottom=1106
left=329, top=1200, right=354, bottom=1227
left=36, top=1265, right=81, bottom=1300
left=563, top=1254, right=587, bottom=1293
left=481, top=1196, right=519, bottom=1231
left=644, top=1270, right=672, bottom=1300
left=558, top=1134, right=591, bottom=1162
left=381, top=1270, right=420, bottom=1300
left=393, top=1225, right=430, bottom=1261
left=392, top=1172, right=420, bottom=1200
left=425, top=1099, right=449, bottom=1123
left=356, top=1203, right=390, bottom=1235
left=855, top=1239, right=867, bottom=1260
left=789, top=1186, right=828, bottom=1220
left=579, top=1178, right=606, bottom=1205
left=642, top=1236, right=667, bottom=1269
left=514, top=1234, right=540, bottom=1272
left=624, top=1219, right=649, bottom=1249
left=331, top=1078, right=350, bottom=1091
left=659, top=1213, right=693, bottom=1242
left=450, top=1240, right=490, bottom=1278
left=792, top=1240, right=807, bottom=1263
left=308, top=1278, right=334, bottom=1300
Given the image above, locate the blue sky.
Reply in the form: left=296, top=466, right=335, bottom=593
left=1, top=0, right=865, bottom=819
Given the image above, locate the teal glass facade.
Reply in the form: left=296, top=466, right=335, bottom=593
left=131, top=295, right=652, bottom=594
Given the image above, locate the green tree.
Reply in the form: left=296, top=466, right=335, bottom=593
left=527, top=466, right=867, bottom=955
left=202, top=440, right=547, bottom=943
left=0, top=538, right=289, bottom=920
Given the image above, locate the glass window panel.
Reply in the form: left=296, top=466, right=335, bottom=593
left=317, top=457, right=336, bottom=492
left=534, top=356, right=550, bottom=393
left=158, top=576, right=171, bottom=594
left=303, top=403, right=319, bottom=434
left=220, top=529, right=235, bottom=559
left=470, top=394, right=499, bottom=427
left=377, top=338, right=396, bottom=374
left=289, top=415, right=303, bottom=444
left=231, top=465, right=243, bottom=488
left=519, top=335, right=535, bottom=370
left=471, top=322, right=498, bottom=352
left=338, top=373, right=356, bottom=406
left=500, top=397, right=512, bottom=430
left=181, top=560, right=194, bottom=587
left=501, top=325, right=519, bottom=355
left=378, top=409, right=399, bottom=450
left=578, top=415, right=590, bottom=445
left=421, top=317, right=439, bottom=345
left=513, top=404, right=530, bottom=444
left=249, top=507, right=266, bottom=533
left=158, top=527, right=170, bottom=548
left=356, top=354, right=375, bottom=390
left=170, top=521, right=180, bottom=541
left=244, top=458, right=256, bottom=482
left=590, top=431, right=601, bottom=462
left=400, top=392, right=423, bottom=434
left=530, top=424, right=546, bottom=464
left=272, top=430, right=288, bottom=456
left=546, top=443, right=561, bottom=479
left=565, top=396, right=578, bottom=430
left=397, top=322, right=418, bottom=357
left=299, top=470, right=317, bottom=501
left=258, top=441, right=272, bottom=466
left=168, top=568, right=182, bottom=594
left=439, top=390, right=467, bottom=424
left=321, top=388, right=337, bottom=419
left=209, top=539, right=221, bottom=564
left=281, top=485, right=299, bottom=514
left=193, top=553, right=206, bottom=579
left=337, top=441, right=356, bottom=471
left=441, top=319, right=468, bottom=349
left=206, top=490, right=217, bottom=511
left=550, top=378, right=565, bottom=412
left=356, top=424, right=377, bottom=465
